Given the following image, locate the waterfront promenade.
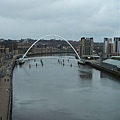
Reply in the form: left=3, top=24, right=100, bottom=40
left=85, top=60, right=120, bottom=78
left=0, top=59, right=14, bottom=120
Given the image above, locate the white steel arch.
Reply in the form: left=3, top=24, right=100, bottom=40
left=22, top=34, right=81, bottom=61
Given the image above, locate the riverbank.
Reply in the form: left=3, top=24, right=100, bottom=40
left=0, top=58, right=15, bottom=120
left=86, top=61, right=120, bottom=78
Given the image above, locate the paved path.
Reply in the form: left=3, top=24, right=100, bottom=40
left=0, top=59, right=14, bottom=120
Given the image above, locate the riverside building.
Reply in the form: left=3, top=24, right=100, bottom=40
left=102, top=59, right=120, bottom=72
left=79, top=37, right=93, bottom=57
left=113, top=37, right=120, bottom=55
left=103, top=38, right=113, bottom=57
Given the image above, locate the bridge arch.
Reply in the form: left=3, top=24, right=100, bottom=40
left=22, top=34, right=81, bottom=61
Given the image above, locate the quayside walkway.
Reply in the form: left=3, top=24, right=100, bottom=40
left=0, top=58, right=15, bottom=120
left=86, top=60, right=120, bottom=78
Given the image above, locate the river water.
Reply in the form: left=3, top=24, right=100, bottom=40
left=12, top=56, right=120, bottom=120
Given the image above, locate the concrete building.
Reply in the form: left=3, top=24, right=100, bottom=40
left=103, top=38, right=113, bottom=57
left=113, top=37, right=120, bottom=55
left=17, top=41, right=32, bottom=49
left=5, top=48, right=9, bottom=54
left=17, top=40, right=32, bottom=54
left=32, top=47, right=54, bottom=53
left=109, top=42, right=113, bottom=54
left=79, top=37, right=93, bottom=57
left=0, top=44, right=5, bottom=53
left=13, top=50, right=18, bottom=55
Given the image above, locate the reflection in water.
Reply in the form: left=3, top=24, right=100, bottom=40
left=79, top=71, right=92, bottom=79
left=78, top=65, right=92, bottom=79
left=100, top=71, right=120, bottom=80
left=100, top=72, right=112, bottom=79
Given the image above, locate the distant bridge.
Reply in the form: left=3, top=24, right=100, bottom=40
left=22, top=34, right=80, bottom=59
left=26, top=51, right=75, bottom=57
left=21, top=34, right=84, bottom=64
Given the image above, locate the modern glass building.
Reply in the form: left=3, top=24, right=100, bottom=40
left=79, top=37, right=93, bottom=56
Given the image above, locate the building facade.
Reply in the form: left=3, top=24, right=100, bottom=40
left=113, top=37, right=120, bottom=55
left=103, top=38, right=113, bottom=57
left=79, top=37, right=93, bottom=56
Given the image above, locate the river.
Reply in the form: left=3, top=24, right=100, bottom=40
left=12, top=56, right=120, bottom=120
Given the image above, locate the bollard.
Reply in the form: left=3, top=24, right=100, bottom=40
left=40, top=59, right=43, bottom=66
left=29, top=64, right=31, bottom=68
left=36, top=63, right=37, bottom=67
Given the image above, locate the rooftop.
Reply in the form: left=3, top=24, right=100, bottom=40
left=102, top=59, right=120, bottom=68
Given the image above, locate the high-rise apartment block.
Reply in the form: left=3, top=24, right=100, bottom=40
left=113, top=37, right=120, bottom=55
left=103, top=38, right=113, bottom=56
left=79, top=37, right=93, bottom=56
left=103, top=37, right=120, bottom=57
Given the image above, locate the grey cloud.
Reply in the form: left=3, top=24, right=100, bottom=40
left=0, top=0, right=119, bottom=41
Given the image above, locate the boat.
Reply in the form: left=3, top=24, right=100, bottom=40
left=19, top=60, right=25, bottom=65
left=77, top=60, right=85, bottom=65
left=18, top=58, right=25, bottom=65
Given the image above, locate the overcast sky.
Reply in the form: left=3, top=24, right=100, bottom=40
left=0, top=0, right=119, bottom=41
